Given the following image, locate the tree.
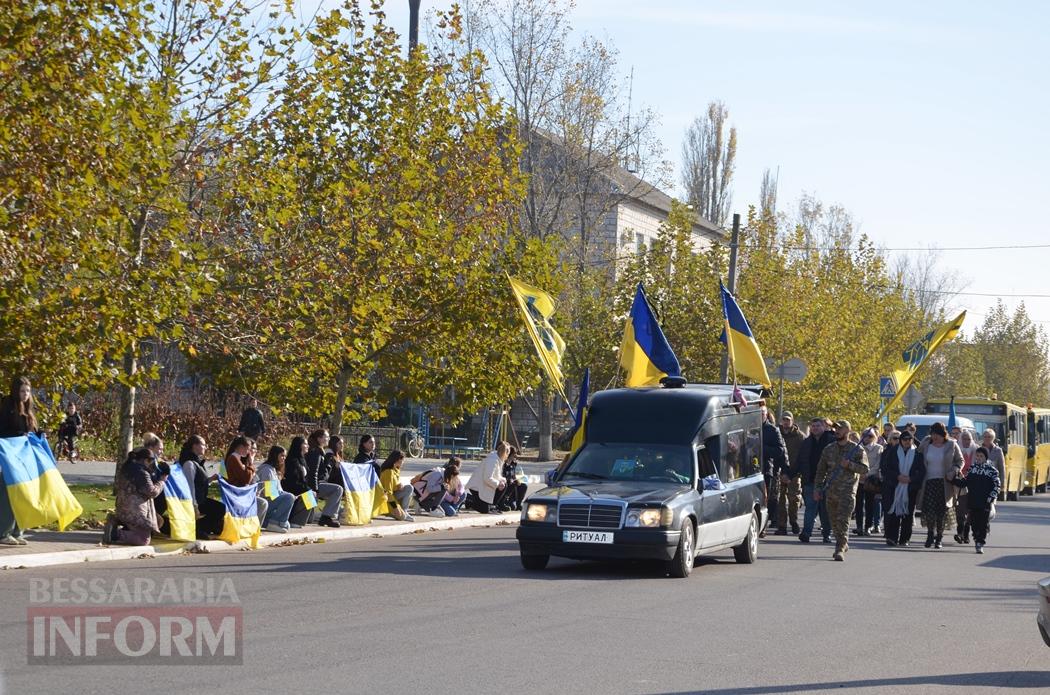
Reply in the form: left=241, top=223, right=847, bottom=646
left=444, top=0, right=668, bottom=459
left=759, top=167, right=779, bottom=218
left=974, top=301, right=1050, bottom=406
left=891, top=249, right=967, bottom=325
left=188, top=2, right=551, bottom=436
left=681, top=101, right=737, bottom=228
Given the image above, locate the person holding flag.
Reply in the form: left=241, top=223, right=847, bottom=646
left=0, top=376, right=40, bottom=545
left=104, top=433, right=169, bottom=546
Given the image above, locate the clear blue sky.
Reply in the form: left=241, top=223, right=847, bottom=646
left=368, top=1, right=1050, bottom=331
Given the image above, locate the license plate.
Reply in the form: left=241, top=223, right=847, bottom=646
left=563, top=530, right=613, bottom=544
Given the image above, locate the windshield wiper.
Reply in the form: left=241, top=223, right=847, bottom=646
left=563, top=471, right=606, bottom=480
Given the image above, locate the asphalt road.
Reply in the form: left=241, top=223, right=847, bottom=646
left=1, top=495, right=1048, bottom=694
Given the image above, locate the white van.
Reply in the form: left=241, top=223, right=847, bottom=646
left=894, top=414, right=976, bottom=442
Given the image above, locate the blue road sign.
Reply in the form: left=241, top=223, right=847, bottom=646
left=879, top=377, right=896, bottom=399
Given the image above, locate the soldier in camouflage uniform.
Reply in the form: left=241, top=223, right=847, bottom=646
left=814, top=420, right=869, bottom=561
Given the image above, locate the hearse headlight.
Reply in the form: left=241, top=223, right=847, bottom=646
left=626, top=507, right=665, bottom=528
left=525, top=502, right=555, bottom=523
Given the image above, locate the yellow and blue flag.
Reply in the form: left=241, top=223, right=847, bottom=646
left=570, top=368, right=590, bottom=453
left=260, top=480, right=280, bottom=500
left=300, top=490, right=318, bottom=510
left=507, top=275, right=569, bottom=401
left=216, top=478, right=260, bottom=548
left=620, top=284, right=682, bottom=387
left=720, top=282, right=771, bottom=387
left=339, top=463, right=382, bottom=525
left=877, top=310, right=966, bottom=420
left=162, top=464, right=196, bottom=542
left=0, top=433, right=82, bottom=531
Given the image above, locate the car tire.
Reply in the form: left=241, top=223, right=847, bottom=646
left=520, top=551, right=549, bottom=571
left=667, top=519, right=695, bottom=578
left=734, top=512, right=759, bottom=564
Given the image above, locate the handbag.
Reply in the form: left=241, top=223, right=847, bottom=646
left=862, top=476, right=881, bottom=494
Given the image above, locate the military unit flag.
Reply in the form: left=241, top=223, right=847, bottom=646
left=877, top=310, right=966, bottom=419
left=507, top=275, right=568, bottom=401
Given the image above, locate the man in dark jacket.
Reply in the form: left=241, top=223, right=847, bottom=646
left=760, top=409, right=788, bottom=537
left=237, top=398, right=266, bottom=441
left=776, top=411, right=806, bottom=535
left=797, top=417, right=836, bottom=543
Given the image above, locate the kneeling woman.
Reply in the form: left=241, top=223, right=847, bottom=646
left=378, top=450, right=414, bottom=521
left=105, top=434, right=169, bottom=546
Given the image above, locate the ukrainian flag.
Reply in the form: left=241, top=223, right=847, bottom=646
left=162, top=464, right=196, bottom=542
left=620, top=284, right=682, bottom=387
left=340, top=463, right=382, bottom=525
left=570, top=368, right=590, bottom=453
left=0, top=433, right=82, bottom=531
left=720, top=282, right=771, bottom=387
left=216, top=478, right=260, bottom=548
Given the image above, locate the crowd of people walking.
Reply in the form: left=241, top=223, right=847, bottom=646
left=765, top=411, right=1002, bottom=560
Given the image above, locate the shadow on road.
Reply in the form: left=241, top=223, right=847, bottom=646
left=979, top=553, right=1050, bottom=574
left=658, top=670, right=1050, bottom=693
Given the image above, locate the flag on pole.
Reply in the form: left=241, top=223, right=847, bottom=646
left=570, top=368, right=590, bottom=454
left=0, top=433, right=82, bottom=531
left=720, top=282, right=771, bottom=387
left=947, top=396, right=958, bottom=432
left=876, top=310, right=967, bottom=420
left=162, top=464, right=196, bottom=542
left=620, top=284, right=682, bottom=387
left=216, top=478, right=261, bottom=548
left=507, top=275, right=569, bottom=402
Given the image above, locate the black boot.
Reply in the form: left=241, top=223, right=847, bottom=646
left=925, top=531, right=934, bottom=548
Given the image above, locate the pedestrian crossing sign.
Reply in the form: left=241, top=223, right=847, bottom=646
left=879, top=377, right=896, bottom=399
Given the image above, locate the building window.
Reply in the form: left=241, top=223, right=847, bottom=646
left=635, top=232, right=646, bottom=253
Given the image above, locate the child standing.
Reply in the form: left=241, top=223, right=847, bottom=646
left=950, top=446, right=1001, bottom=554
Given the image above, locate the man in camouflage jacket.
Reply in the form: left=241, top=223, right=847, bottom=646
left=814, top=420, right=869, bottom=561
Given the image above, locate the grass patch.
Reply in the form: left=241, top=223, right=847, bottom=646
left=56, top=484, right=116, bottom=531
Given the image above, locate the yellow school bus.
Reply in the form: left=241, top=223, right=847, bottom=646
left=1028, top=407, right=1050, bottom=494
left=924, top=398, right=1027, bottom=500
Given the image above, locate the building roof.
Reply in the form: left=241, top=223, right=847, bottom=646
left=606, top=166, right=726, bottom=240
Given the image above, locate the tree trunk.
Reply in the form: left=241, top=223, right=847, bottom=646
left=114, top=348, right=137, bottom=487
left=538, top=380, right=553, bottom=462
left=330, top=365, right=351, bottom=437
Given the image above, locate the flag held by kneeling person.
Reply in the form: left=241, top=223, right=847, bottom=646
left=300, top=489, right=317, bottom=510
left=260, top=480, right=280, bottom=500
left=216, top=478, right=260, bottom=548
left=0, top=433, right=82, bottom=531
left=340, top=463, right=381, bottom=525
left=162, top=464, right=196, bottom=542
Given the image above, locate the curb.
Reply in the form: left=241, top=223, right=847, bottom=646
left=0, top=512, right=522, bottom=570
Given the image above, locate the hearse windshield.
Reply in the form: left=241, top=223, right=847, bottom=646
left=561, top=443, right=695, bottom=484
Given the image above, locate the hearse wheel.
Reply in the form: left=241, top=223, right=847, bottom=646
left=668, top=519, right=695, bottom=578
left=520, top=551, right=549, bottom=571
left=734, top=512, right=759, bottom=564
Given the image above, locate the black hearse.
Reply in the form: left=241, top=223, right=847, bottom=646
left=516, top=381, right=768, bottom=578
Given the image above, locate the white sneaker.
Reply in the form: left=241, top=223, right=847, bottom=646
left=265, top=523, right=287, bottom=534
left=428, top=508, right=446, bottom=517
left=0, top=535, right=19, bottom=546
left=403, top=514, right=415, bottom=522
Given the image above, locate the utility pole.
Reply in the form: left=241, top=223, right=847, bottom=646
left=719, top=213, right=741, bottom=383
left=408, top=0, right=421, bottom=54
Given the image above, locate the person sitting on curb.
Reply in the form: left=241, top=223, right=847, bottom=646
left=411, top=465, right=448, bottom=517
left=305, top=429, right=341, bottom=528
left=378, top=450, right=414, bottom=521
left=353, top=434, right=379, bottom=475
left=441, top=458, right=467, bottom=516
left=500, top=446, right=528, bottom=512
left=256, top=445, right=295, bottom=534
left=466, top=441, right=509, bottom=514
left=177, top=435, right=225, bottom=540
left=283, top=436, right=322, bottom=527
left=224, top=436, right=269, bottom=527
left=104, top=433, right=168, bottom=546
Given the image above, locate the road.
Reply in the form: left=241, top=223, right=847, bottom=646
left=1, top=495, right=1047, bottom=694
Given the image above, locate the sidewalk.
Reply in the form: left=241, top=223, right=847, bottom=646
left=0, top=508, right=526, bottom=570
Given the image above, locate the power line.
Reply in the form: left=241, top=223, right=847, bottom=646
left=746, top=242, right=1050, bottom=252
left=897, top=287, right=1050, bottom=299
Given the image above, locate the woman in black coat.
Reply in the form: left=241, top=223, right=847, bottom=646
left=282, top=436, right=313, bottom=527
left=879, top=430, right=926, bottom=547
left=177, top=435, right=226, bottom=540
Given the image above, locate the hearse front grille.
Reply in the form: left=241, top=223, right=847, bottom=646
left=557, top=503, right=624, bottom=529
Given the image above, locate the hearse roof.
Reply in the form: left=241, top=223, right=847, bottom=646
left=586, top=384, right=763, bottom=445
